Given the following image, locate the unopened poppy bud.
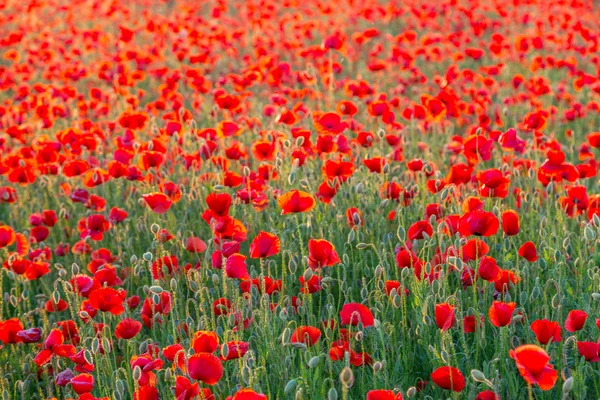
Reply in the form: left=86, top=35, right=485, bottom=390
left=328, top=387, right=338, bottom=400
left=471, top=369, right=486, bottom=382
left=562, top=376, right=573, bottom=393
left=143, top=252, right=153, bottom=261
left=406, top=387, right=417, bottom=397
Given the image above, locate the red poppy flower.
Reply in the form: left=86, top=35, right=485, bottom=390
left=408, top=220, right=433, bottom=240
left=501, top=210, right=520, bottom=236
left=518, top=241, right=538, bottom=262
left=187, top=353, right=223, bottom=385
left=565, top=310, right=588, bottom=332
left=277, top=190, right=316, bottom=214
left=530, top=319, right=562, bottom=345
left=366, top=390, right=403, bottom=400
left=435, top=303, right=455, bottom=331
left=577, top=340, right=600, bottom=362
left=458, top=210, right=499, bottom=237
left=475, top=391, right=500, bottom=400
left=231, top=388, right=268, bottom=400
left=307, top=239, right=340, bottom=269
left=185, top=236, right=207, bottom=253
left=142, top=192, right=173, bottom=214
left=478, top=256, right=501, bottom=282
left=431, top=366, right=466, bottom=392
left=115, top=318, right=142, bottom=339
left=192, top=331, right=219, bottom=353
left=71, top=373, right=94, bottom=394
left=340, top=303, right=375, bottom=327
left=0, top=318, right=24, bottom=343
left=249, top=231, right=280, bottom=258
left=88, top=287, right=127, bottom=315
left=221, top=341, right=249, bottom=361
left=225, top=253, right=250, bottom=280
left=488, top=301, right=516, bottom=327
left=459, top=239, right=490, bottom=262
left=290, top=326, right=321, bottom=347
left=509, top=345, right=558, bottom=390
left=0, top=225, right=16, bottom=248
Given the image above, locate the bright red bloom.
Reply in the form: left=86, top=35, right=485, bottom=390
left=488, top=301, right=516, bottom=327
left=0, top=318, right=24, bottom=343
left=518, top=241, right=538, bottom=262
left=290, top=326, right=321, bottom=347
left=225, top=253, right=250, bottom=280
left=565, top=310, right=588, bottom=332
left=71, top=373, right=94, bottom=394
left=478, top=256, right=501, bottom=282
left=89, top=287, right=126, bottom=315
left=458, top=210, right=499, bottom=237
left=509, top=345, right=558, bottom=390
left=307, top=239, right=340, bottom=269
left=192, top=331, right=219, bottom=353
left=435, top=303, right=455, bottom=331
left=231, top=388, right=268, bottom=400
left=431, top=366, right=466, bottom=392
left=577, top=340, right=600, bottom=362
left=340, top=303, right=374, bottom=327
left=187, top=353, right=223, bottom=385
left=408, top=220, right=433, bottom=240
left=366, top=390, right=403, bottom=400
left=142, top=192, right=173, bottom=214
left=530, top=319, right=562, bottom=345
left=249, top=231, right=280, bottom=258
left=501, top=210, right=520, bottom=236
left=277, top=190, right=316, bottom=214
left=115, top=318, right=142, bottom=339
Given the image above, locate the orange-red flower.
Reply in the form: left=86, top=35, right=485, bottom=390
left=509, top=345, right=558, bottom=390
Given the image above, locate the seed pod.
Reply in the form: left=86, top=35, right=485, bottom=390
left=339, top=366, right=354, bottom=388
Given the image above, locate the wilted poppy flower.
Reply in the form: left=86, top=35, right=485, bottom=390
left=340, top=303, right=374, bottom=327
left=565, top=310, right=588, bottom=332
left=509, top=345, right=558, bottom=390
left=488, top=301, right=516, bottom=327
left=290, top=326, right=321, bottom=346
left=249, top=231, right=280, bottom=258
left=187, top=353, right=223, bottom=385
left=518, top=241, right=538, bottom=262
left=307, top=239, right=340, bottom=269
left=435, top=303, right=455, bottom=331
left=277, top=190, right=316, bottom=214
left=530, top=319, right=562, bottom=345
left=430, top=366, right=466, bottom=392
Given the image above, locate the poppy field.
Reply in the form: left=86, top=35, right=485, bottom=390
left=1, top=0, right=600, bottom=399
